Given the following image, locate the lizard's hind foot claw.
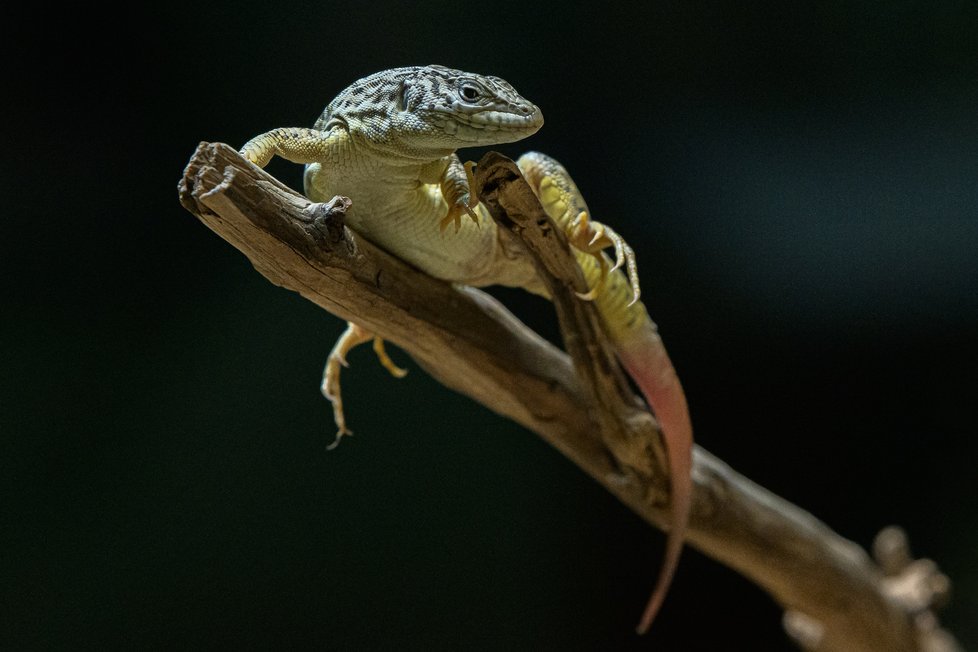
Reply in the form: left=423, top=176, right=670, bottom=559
left=566, top=211, right=641, bottom=305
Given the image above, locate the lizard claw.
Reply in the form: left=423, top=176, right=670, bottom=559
left=566, top=211, right=641, bottom=305
left=322, top=365, right=354, bottom=450
left=588, top=224, right=605, bottom=248
left=574, top=253, right=609, bottom=301
left=439, top=199, right=480, bottom=234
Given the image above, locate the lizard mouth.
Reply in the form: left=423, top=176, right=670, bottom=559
left=443, top=106, right=544, bottom=141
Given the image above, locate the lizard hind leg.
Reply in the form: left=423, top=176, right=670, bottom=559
left=322, top=322, right=408, bottom=450
left=516, top=152, right=641, bottom=304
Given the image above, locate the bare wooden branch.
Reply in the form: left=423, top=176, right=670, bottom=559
left=178, top=142, right=960, bottom=652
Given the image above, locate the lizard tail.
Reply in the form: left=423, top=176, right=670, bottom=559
left=617, top=330, right=693, bottom=635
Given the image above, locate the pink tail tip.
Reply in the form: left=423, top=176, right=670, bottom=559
left=619, top=338, right=694, bottom=635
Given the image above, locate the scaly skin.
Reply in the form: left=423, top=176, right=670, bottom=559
left=240, top=64, right=692, bottom=633
left=519, top=151, right=693, bottom=633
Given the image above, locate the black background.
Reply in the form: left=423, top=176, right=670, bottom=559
left=3, top=2, right=976, bottom=650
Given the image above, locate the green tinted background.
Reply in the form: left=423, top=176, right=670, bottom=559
left=3, top=2, right=976, bottom=649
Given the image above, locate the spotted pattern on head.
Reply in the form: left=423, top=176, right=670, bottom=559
left=314, top=65, right=543, bottom=158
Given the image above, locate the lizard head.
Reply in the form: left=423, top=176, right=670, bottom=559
left=321, top=65, right=544, bottom=157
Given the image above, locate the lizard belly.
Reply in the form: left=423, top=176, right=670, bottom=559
left=306, top=163, right=538, bottom=289
left=351, top=191, right=495, bottom=283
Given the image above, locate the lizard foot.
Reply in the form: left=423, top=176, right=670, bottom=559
left=372, top=337, right=408, bottom=379
left=439, top=161, right=481, bottom=233
left=439, top=199, right=480, bottom=233
left=566, top=211, right=641, bottom=305
left=239, top=126, right=334, bottom=169
left=321, top=322, right=408, bottom=449
left=240, top=133, right=277, bottom=168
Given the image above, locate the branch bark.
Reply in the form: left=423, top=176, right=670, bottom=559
left=178, top=142, right=960, bottom=652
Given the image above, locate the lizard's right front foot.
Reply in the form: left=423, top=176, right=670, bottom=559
left=239, top=127, right=334, bottom=169
left=240, top=133, right=276, bottom=168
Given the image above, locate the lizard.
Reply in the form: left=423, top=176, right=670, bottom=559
left=239, top=64, right=693, bottom=634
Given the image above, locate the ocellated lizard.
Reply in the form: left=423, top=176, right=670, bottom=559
left=240, top=64, right=693, bottom=634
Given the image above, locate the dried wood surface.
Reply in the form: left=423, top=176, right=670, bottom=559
left=179, top=142, right=959, bottom=651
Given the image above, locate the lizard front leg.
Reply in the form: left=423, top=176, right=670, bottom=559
left=241, top=127, right=343, bottom=167
left=420, top=154, right=480, bottom=233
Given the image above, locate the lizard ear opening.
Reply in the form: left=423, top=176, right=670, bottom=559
left=397, top=80, right=409, bottom=112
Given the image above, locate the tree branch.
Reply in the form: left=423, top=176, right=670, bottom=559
left=178, top=142, right=960, bottom=652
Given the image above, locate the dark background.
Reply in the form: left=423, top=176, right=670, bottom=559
left=3, top=2, right=976, bottom=649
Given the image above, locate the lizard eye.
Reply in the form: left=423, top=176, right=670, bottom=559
left=459, top=83, right=482, bottom=102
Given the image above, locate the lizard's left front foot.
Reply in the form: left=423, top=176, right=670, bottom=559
left=566, top=211, right=641, bottom=305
